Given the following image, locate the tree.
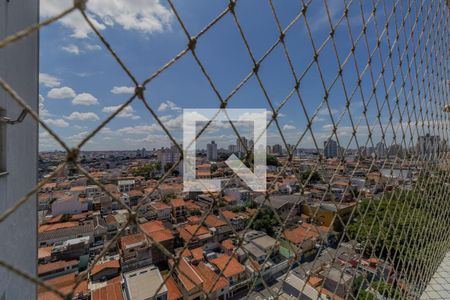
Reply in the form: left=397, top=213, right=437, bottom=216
left=250, top=206, right=279, bottom=237
left=301, top=170, right=321, bottom=183
left=267, top=155, right=280, bottom=167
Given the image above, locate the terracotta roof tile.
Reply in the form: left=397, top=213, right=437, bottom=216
left=92, top=282, right=124, bottom=300
left=165, top=275, right=183, bottom=300
left=210, top=255, right=245, bottom=278
left=91, top=259, right=120, bottom=276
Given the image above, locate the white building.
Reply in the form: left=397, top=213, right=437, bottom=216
left=118, top=179, right=135, bottom=193
left=323, top=139, right=338, bottom=158
left=123, top=265, right=168, bottom=300
left=206, top=140, right=218, bottom=161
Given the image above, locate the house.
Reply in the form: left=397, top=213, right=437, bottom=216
left=302, top=201, right=356, bottom=231
left=177, top=224, right=214, bottom=249
left=170, top=198, right=187, bottom=223
left=193, top=262, right=230, bottom=299
left=38, top=223, right=94, bottom=247
left=243, top=231, right=279, bottom=263
left=165, top=275, right=183, bottom=300
left=37, top=273, right=88, bottom=300
left=204, top=214, right=233, bottom=242
left=90, top=259, right=121, bottom=282
left=119, top=233, right=152, bottom=272
left=51, top=236, right=90, bottom=261
left=210, top=254, right=246, bottom=285
left=127, top=189, right=143, bottom=206
left=170, top=257, right=204, bottom=300
left=254, top=194, right=303, bottom=224
left=139, top=220, right=175, bottom=266
left=117, top=179, right=135, bottom=193
left=150, top=201, right=172, bottom=221
left=123, top=265, right=168, bottom=300
left=278, top=273, right=329, bottom=300
left=221, top=210, right=248, bottom=231
left=38, top=259, right=79, bottom=280
left=91, top=280, right=124, bottom=300
left=283, top=223, right=330, bottom=261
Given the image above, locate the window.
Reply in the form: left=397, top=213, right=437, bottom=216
left=0, top=107, right=6, bottom=175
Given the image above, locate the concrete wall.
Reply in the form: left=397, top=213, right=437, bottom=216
left=0, top=0, right=38, bottom=299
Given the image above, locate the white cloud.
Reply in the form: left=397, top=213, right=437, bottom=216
left=283, top=124, right=296, bottom=130
left=39, top=95, right=52, bottom=118
left=39, top=73, right=61, bottom=88
left=47, top=86, right=76, bottom=99
left=111, top=86, right=135, bottom=94
left=44, top=118, right=70, bottom=128
left=102, top=105, right=140, bottom=119
left=61, top=44, right=81, bottom=55
left=64, top=112, right=100, bottom=121
left=40, top=0, right=172, bottom=39
left=117, top=124, right=160, bottom=135
left=68, top=131, right=89, bottom=142
left=158, top=100, right=181, bottom=112
left=84, top=43, right=101, bottom=51
left=72, top=93, right=99, bottom=106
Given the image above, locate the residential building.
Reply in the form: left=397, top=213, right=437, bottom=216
left=323, top=139, right=338, bottom=158
left=123, top=265, right=168, bottom=300
left=119, top=233, right=152, bottom=272
left=207, top=140, right=218, bottom=161
left=272, top=144, right=283, bottom=155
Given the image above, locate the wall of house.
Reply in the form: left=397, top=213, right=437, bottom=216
left=0, top=0, right=38, bottom=299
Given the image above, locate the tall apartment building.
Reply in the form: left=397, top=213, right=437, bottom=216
left=0, top=1, right=38, bottom=298
left=323, top=139, right=338, bottom=158
left=418, top=134, right=441, bottom=160
left=272, top=144, right=283, bottom=155
left=206, top=140, right=218, bottom=161
left=236, top=137, right=248, bottom=155
left=375, top=142, right=386, bottom=159
left=157, top=144, right=182, bottom=172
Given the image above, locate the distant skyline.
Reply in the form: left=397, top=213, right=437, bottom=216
left=38, top=0, right=449, bottom=152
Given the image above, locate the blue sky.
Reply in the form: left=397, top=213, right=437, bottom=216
left=38, top=0, right=445, bottom=152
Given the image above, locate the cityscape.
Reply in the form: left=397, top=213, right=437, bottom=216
left=36, top=134, right=448, bottom=299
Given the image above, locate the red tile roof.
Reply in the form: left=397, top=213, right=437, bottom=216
left=194, top=262, right=229, bottom=294
left=151, top=201, right=171, bottom=210
left=283, top=223, right=329, bottom=244
left=221, top=239, right=235, bottom=251
left=91, top=259, right=120, bottom=276
left=205, top=215, right=227, bottom=228
left=210, top=255, right=245, bottom=278
left=170, top=198, right=186, bottom=208
left=173, top=257, right=203, bottom=292
left=38, top=259, right=78, bottom=275
left=92, top=282, right=124, bottom=300
left=178, top=224, right=210, bottom=242
left=139, top=221, right=174, bottom=243
left=39, top=222, right=79, bottom=232
left=119, top=233, right=146, bottom=250
left=38, top=273, right=88, bottom=300
left=181, top=247, right=204, bottom=261
left=165, top=275, right=183, bottom=300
